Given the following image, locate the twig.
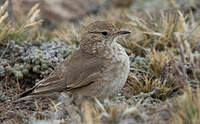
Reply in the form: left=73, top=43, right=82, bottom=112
left=0, top=41, right=9, bottom=59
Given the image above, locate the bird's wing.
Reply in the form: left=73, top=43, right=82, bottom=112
left=27, top=49, right=104, bottom=96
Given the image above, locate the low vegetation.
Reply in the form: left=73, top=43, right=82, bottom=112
left=0, top=0, right=200, bottom=124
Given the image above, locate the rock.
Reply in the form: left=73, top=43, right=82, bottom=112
left=111, top=0, right=134, bottom=7
left=11, top=0, right=102, bottom=22
left=0, top=92, right=8, bottom=101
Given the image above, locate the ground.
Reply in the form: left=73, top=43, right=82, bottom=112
left=0, top=0, right=200, bottom=124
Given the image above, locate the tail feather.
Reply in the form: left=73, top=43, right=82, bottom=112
left=17, top=87, right=35, bottom=98
left=13, top=78, right=48, bottom=101
left=12, top=87, right=36, bottom=102
left=12, top=76, right=66, bottom=102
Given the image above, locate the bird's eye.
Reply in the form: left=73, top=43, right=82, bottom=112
left=101, top=32, right=108, bottom=36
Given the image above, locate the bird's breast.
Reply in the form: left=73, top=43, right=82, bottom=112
left=100, top=43, right=130, bottom=96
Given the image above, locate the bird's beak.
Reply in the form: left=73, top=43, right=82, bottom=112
left=116, top=31, right=131, bottom=35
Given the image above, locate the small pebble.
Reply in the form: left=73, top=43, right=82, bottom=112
left=0, top=92, right=8, bottom=101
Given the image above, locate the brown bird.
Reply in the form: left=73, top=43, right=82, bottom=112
left=16, top=21, right=130, bottom=101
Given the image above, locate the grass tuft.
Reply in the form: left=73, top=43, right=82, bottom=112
left=171, top=87, right=200, bottom=124
left=0, top=1, right=43, bottom=44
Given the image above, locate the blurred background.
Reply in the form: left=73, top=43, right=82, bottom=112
left=1, top=0, right=200, bottom=124
left=1, top=0, right=200, bottom=24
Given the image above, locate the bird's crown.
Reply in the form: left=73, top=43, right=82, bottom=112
left=85, top=21, right=118, bottom=34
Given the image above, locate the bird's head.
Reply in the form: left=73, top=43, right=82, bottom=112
left=80, top=21, right=130, bottom=55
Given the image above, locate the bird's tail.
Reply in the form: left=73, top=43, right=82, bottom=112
left=12, top=87, right=36, bottom=103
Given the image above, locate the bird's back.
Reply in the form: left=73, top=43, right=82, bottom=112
left=16, top=49, right=105, bottom=99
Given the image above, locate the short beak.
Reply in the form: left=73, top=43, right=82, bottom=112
left=116, top=31, right=131, bottom=35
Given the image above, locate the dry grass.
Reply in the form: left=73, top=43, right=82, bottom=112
left=123, top=0, right=200, bottom=100
left=149, top=49, right=169, bottom=78
left=1, top=0, right=200, bottom=123
left=53, top=24, right=81, bottom=45
left=0, top=1, right=42, bottom=44
left=171, top=87, right=200, bottom=124
left=80, top=99, right=143, bottom=124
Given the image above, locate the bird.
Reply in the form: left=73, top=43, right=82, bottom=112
left=15, top=21, right=130, bottom=102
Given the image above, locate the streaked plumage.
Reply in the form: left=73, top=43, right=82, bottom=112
left=16, top=21, right=130, bottom=101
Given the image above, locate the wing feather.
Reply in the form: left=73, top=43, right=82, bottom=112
left=25, top=49, right=104, bottom=96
